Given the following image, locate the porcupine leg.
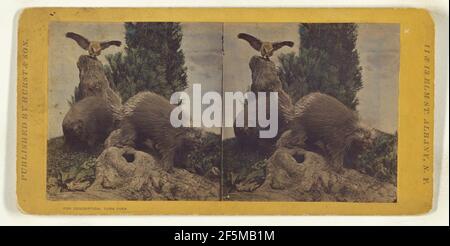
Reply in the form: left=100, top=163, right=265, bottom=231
left=84, top=121, right=98, bottom=150
left=161, top=151, right=175, bottom=173
left=328, top=147, right=345, bottom=173
left=276, top=124, right=307, bottom=149
left=333, top=154, right=345, bottom=173
left=115, top=120, right=137, bottom=148
left=276, top=130, right=293, bottom=148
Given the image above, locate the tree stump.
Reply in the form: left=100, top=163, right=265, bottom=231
left=76, top=55, right=121, bottom=105
left=234, top=56, right=294, bottom=148
left=62, top=55, right=122, bottom=149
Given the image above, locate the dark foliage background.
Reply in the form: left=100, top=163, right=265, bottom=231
left=348, top=132, right=398, bottom=185
left=278, top=24, right=363, bottom=109
left=104, top=22, right=188, bottom=101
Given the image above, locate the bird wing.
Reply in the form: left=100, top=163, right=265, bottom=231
left=100, top=40, right=122, bottom=50
left=237, top=33, right=262, bottom=51
left=272, top=41, right=294, bottom=51
left=65, top=32, right=90, bottom=50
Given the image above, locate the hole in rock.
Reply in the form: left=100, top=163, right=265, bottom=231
left=122, top=153, right=135, bottom=163
left=292, top=153, right=305, bottom=164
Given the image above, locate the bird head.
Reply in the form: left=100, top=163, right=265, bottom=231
left=261, top=42, right=274, bottom=58
left=88, top=42, right=102, bottom=57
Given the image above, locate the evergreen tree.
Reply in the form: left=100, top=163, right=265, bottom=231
left=278, top=48, right=340, bottom=104
left=105, top=22, right=188, bottom=101
left=278, top=24, right=363, bottom=109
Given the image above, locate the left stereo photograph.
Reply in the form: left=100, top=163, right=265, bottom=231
left=47, top=22, right=223, bottom=201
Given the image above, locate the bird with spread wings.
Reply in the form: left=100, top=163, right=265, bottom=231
left=237, top=33, right=294, bottom=60
left=65, top=32, right=122, bottom=57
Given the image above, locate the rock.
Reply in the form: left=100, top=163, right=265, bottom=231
left=249, top=56, right=283, bottom=92
left=229, top=147, right=396, bottom=202
left=234, top=56, right=294, bottom=147
left=90, top=147, right=155, bottom=194
left=76, top=55, right=121, bottom=106
left=51, top=147, right=219, bottom=201
left=248, top=56, right=294, bottom=122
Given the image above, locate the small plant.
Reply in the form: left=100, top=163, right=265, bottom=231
left=351, top=132, right=398, bottom=185
left=184, top=132, right=222, bottom=175
left=67, top=85, right=82, bottom=106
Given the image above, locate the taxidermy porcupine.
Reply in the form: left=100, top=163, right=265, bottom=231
left=277, top=92, right=375, bottom=170
left=109, top=91, right=198, bottom=172
left=62, top=96, right=115, bottom=150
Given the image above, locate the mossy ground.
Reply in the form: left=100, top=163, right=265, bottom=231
left=350, top=132, right=398, bottom=184
left=222, top=138, right=272, bottom=195
left=47, top=137, right=102, bottom=195
left=47, top=131, right=397, bottom=197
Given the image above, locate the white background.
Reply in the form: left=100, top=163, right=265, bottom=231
left=1, top=0, right=448, bottom=226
